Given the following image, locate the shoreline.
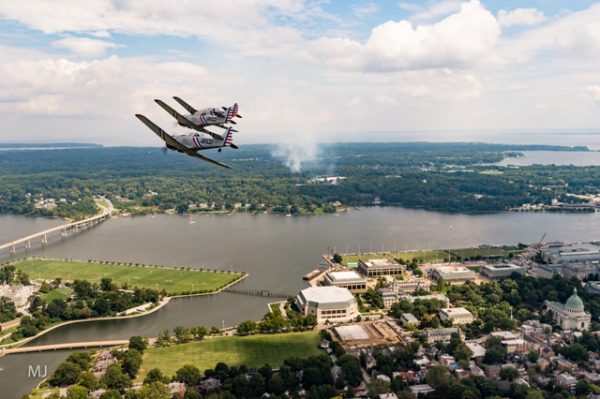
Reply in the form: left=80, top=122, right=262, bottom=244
left=0, top=269, right=248, bottom=352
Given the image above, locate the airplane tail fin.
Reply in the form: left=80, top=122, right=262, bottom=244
left=223, top=127, right=236, bottom=148
left=226, top=103, right=238, bottom=123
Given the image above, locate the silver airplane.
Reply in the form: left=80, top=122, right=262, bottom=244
left=135, top=114, right=236, bottom=169
left=155, top=96, right=241, bottom=134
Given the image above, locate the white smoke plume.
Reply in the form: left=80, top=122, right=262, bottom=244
left=272, top=133, right=321, bottom=173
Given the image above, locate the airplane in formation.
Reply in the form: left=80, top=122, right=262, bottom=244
left=135, top=97, right=240, bottom=169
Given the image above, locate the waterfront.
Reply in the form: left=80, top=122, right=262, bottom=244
left=3, top=208, right=600, bottom=397
left=497, top=150, right=600, bottom=166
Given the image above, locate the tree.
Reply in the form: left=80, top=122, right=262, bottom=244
left=175, top=365, right=202, bottom=385
left=249, top=373, right=266, bottom=396
left=144, top=368, right=169, bottom=384
left=66, top=385, right=89, bottom=399
left=46, top=298, right=67, bottom=319
left=426, top=365, right=453, bottom=389
left=333, top=253, right=343, bottom=264
left=0, top=297, right=17, bottom=323
left=138, top=381, right=171, bottom=399
left=338, top=354, right=363, bottom=387
left=575, top=380, right=591, bottom=396
left=156, top=328, right=171, bottom=346
left=100, top=277, right=114, bottom=291
left=129, top=336, right=148, bottom=353
left=49, top=361, right=82, bottom=386
left=99, top=390, right=121, bottom=399
left=173, top=326, right=192, bottom=343
left=267, top=374, right=285, bottom=395
left=367, top=379, right=391, bottom=398
left=77, top=371, right=98, bottom=390
left=101, top=364, right=132, bottom=392
left=237, top=320, right=257, bottom=335
left=122, top=349, right=143, bottom=378
left=500, top=367, right=518, bottom=381
left=28, top=295, right=44, bottom=314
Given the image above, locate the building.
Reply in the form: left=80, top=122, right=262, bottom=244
left=480, top=264, right=523, bottom=279
left=501, top=339, right=527, bottom=353
left=400, top=313, right=419, bottom=327
left=542, top=244, right=600, bottom=264
left=545, top=289, right=591, bottom=331
left=323, top=270, right=367, bottom=293
left=0, top=284, right=35, bottom=308
left=379, top=289, right=400, bottom=308
left=409, top=385, right=435, bottom=396
left=358, top=258, right=404, bottom=277
left=556, top=374, right=578, bottom=393
left=296, top=286, right=358, bottom=324
left=390, top=278, right=431, bottom=293
left=439, top=307, right=474, bottom=325
left=585, top=281, right=600, bottom=295
left=431, top=266, right=477, bottom=285
left=378, top=291, right=450, bottom=309
left=561, top=263, right=600, bottom=280
left=423, top=327, right=462, bottom=344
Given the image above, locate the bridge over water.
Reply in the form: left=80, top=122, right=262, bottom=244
left=0, top=198, right=113, bottom=258
left=1, top=340, right=129, bottom=356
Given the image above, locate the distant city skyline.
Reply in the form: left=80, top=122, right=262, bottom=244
left=0, top=1, right=599, bottom=147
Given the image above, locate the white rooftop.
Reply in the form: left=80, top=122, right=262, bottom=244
left=328, top=270, right=365, bottom=282
left=299, top=286, right=354, bottom=303
left=440, top=307, right=473, bottom=317
left=435, top=266, right=476, bottom=275
left=334, top=324, right=370, bottom=341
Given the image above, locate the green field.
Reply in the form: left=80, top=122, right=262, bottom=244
left=42, top=287, right=74, bottom=302
left=13, top=259, right=243, bottom=295
left=138, top=332, right=322, bottom=380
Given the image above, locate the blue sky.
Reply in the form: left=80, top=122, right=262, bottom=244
left=0, top=0, right=599, bottom=152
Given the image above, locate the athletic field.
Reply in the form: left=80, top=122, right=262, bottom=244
left=13, top=259, right=243, bottom=295
left=138, top=331, right=322, bottom=380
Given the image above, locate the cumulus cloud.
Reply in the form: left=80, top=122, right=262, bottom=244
left=497, top=8, right=546, bottom=28
left=587, top=85, right=600, bottom=103
left=314, top=0, right=500, bottom=72
left=52, top=37, right=124, bottom=56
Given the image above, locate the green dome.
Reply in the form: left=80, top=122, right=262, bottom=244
left=565, top=289, right=585, bottom=313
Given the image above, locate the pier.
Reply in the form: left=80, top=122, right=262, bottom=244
left=1, top=340, right=129, bottom=356
left=0, top=198, right=113, bottom=257
left=223, top=287, right=293, bottom=299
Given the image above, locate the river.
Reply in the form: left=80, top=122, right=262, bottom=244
left=2, top=208, right=600, bottom=397
left=497, top=150, right=600, bottom=166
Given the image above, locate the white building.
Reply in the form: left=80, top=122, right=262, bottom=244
left=439, top=307, right=474, bottom=325
left=431, top=266, right=477, bottom=285
left=0, top=284, right=35, bottom=308
left=296, top=286, right=358, bottom=324
left=545, top=289, right=591, bottom=331
left=480, top=264, right=523, bottom=279
left=323, top=270, right=367, bottom=293
left=358, top=259, right=404, bottom=277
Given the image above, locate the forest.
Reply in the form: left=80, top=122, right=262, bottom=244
left=1, top=142, right=598, bottom=219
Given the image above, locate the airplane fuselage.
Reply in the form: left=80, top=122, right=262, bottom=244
left=185, top=111, right=227, bottom=128
left=170, top=132, right=226, bottom=151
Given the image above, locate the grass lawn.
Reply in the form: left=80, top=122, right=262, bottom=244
left=42, top=287, right=74, bottom=302
left=138, top=331, right=323, bottom=380
left=13, top=259, right=243, bottom=295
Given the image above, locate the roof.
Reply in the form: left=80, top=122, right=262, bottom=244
left=298, top=286, right=356, bottom=309
left=327, top=270, right=365, bottom=282
left=360, top=258, right=402, bottom=268
left=433, top=266, right=477, bottom=277
left=334, top=324, right=370, bottom=341
left=440, top=307, right=473, bottom=317
left=401, top=313, right=419, bottom=323
left=565, top=288, right=585, bottom=312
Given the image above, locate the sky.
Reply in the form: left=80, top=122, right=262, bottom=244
left=0, top=0, right=599, bottom=147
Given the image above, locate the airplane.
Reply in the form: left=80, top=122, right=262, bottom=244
left=135, top=114, right=236, bottom=169
left=155, top=97, right=241, bottom=135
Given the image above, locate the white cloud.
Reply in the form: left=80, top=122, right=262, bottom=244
left=399, top=1, right=462, bottom=23
left=497, top=8, right=546, bottom=28
left=52, top=37, right=124, bottom=56
left=586, top=85, right=600, bottom=103
left=314, top=0, right=500, bottom=72
left=352, top=2, right=379, bottom=18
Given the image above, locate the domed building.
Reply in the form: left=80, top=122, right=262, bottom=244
left=545, top=289, right=591, bottom=331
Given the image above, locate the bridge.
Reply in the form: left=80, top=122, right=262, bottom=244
left=1, top=340, right=129, bottom=355
left=223, top=287, right=294, bottom=299
left=0, top=198, right=113, bottom=257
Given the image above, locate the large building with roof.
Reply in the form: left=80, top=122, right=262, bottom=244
left=358, top=258, right=404, bottom=277
left=296, top=286, right=358, bottom=324
left=431, top=266, right=477, bottom=285
left=323, top=270, right=367, bottom=293
left=439, top=307, right=474, bottom=325
left=545, top=289, right=591, bottom=331
left=480, top=264, right=523, bottom=279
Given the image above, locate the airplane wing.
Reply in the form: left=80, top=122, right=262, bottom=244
left=173, top=96, right=197, bottom=114
left=134, top=114, right=231, bottom=169
left=155, top=99, right=193, bottom=127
